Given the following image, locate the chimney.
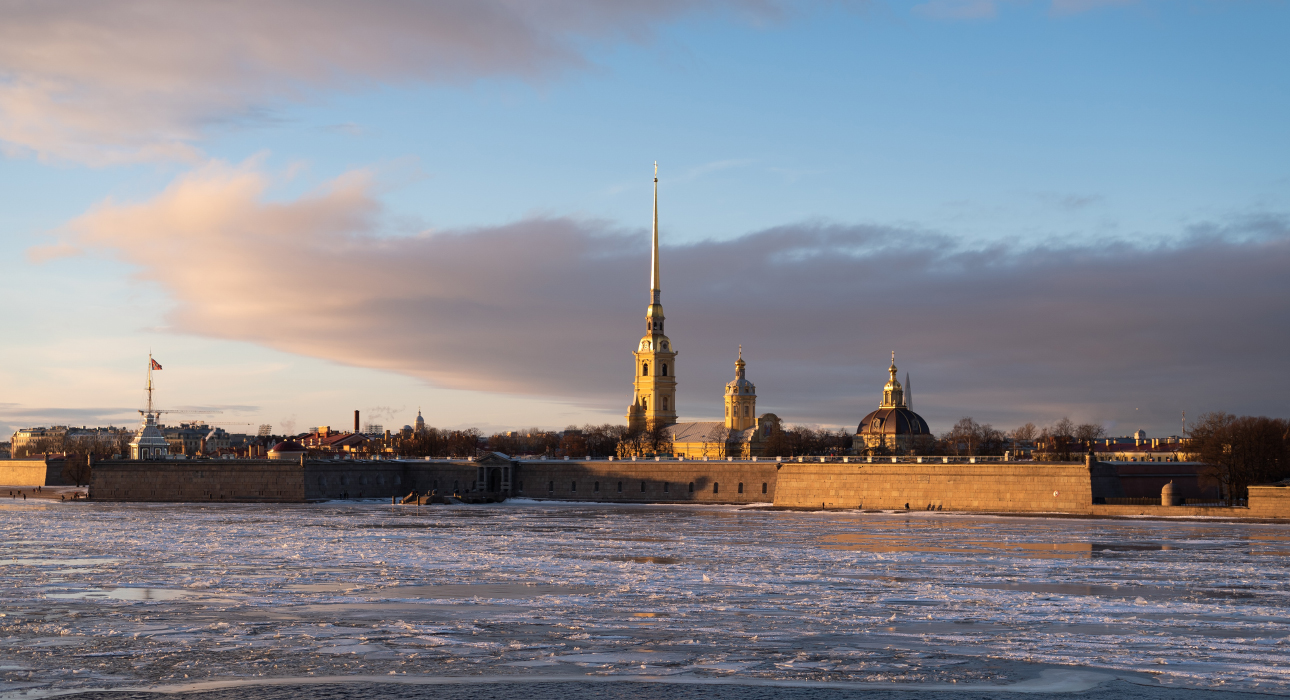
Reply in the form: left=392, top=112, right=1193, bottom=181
left=354, top=410, right=360, bottom=434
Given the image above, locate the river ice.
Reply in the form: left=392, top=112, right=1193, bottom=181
left=1, top=499, right=1287, bottom=697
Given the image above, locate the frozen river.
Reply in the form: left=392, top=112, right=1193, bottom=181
left=1, top=500, right=1288, bottom=698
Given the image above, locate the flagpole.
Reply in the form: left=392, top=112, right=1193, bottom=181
left=146, top=353, right=153, bottom=416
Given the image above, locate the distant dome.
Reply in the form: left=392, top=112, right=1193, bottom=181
left=854, top=352, right=934, bottom=453
left=857, top=407, right=931, bottom=438
left=269, top=440, right=306, bottom=454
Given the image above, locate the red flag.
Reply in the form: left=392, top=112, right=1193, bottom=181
left=150, top=358, right=163, bottom=370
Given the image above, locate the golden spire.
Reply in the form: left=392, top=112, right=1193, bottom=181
left=650, top=162, right=660, bottom=303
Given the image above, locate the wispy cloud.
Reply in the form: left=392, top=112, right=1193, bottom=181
left=915, top=0, right=1142, bottom=21
left=1050, top=0, right=1139, bottom=16
left=38, top=162, right=1290, bottom=432
left=680, top=159, right=756, bottom=181
left=0, top=0, right=790, bottom=165
left=913, top=0, right=1001, bottom=20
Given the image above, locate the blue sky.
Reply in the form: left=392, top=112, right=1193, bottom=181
left=1, top=0, right=1287, bottom=439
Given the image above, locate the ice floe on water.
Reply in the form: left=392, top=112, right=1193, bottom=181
left=1, top=500, right=1288, bottom=696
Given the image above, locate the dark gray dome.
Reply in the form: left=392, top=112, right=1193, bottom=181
left=857, top=407, right=931, bottom=437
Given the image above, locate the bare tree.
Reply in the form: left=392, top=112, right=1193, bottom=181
left=1037, top=418, right=1077, bottom=461
left=1074, top=423, right=1106, bottom=447
left=1189, top=413, right=1290, bottom=505
left=703, top=425, right=732, bottom=459
left=1012, top=422, right=1038, bottom=442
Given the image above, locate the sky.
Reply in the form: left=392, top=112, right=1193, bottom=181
left=1, top=0, right=1287, bottom=440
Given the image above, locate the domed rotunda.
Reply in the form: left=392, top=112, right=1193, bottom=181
left=856, top=353, right=934, bottom=454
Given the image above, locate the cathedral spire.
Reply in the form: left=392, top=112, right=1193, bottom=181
left=650, top=162, right=660, bottom=304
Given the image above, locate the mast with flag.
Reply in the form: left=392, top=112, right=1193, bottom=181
left=146, top=354, right=162, bottom=416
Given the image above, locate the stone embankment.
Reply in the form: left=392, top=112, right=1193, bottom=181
left=27, top=452, right=1289, bottom=520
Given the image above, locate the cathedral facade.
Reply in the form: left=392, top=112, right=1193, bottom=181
left=623, top=165, right=771, bottom=459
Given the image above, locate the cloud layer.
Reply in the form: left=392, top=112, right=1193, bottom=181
left=44, top=163, right=1290, bottom=433
left=0, top=0, right=777, bottom=164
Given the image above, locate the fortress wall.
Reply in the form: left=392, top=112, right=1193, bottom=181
left=0, top=459, right=66, bottom=486
left=91, top=460, right=308, bottom=502
left=1248, top=484, right=1290, bottom=519
left=303, top=462, right=419, bottom=500
left=773, top=462, right=1095, bottom=512
left=514, top=460, right=778, bottom=504
left=405, top=462, right=502, bottom=496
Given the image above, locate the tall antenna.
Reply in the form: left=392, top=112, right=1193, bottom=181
left=1182, top=410, right=1186, bottom=437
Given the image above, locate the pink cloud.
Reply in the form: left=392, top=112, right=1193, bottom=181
left=44, top=162, right=1290, bottom=432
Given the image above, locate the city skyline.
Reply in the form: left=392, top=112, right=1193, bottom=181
left=2, top=0, right=1288, bottom=438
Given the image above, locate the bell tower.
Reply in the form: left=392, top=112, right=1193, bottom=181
left=627, top=163, right=678, bottom=431
left=724, top=346, right=757, bottom=431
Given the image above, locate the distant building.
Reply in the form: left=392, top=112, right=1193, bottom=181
left=415, top=409, right=426, bottom=433
left=129, top=354, right=170, bottom=460
left=855, top=353, right=934, bottom=454
left=267, top=439, right=307, bottom=460
left=11, top=426, right=131, bottom=457
left=162, top=422, right=231, bottom=457
left=300, top=426, right=369, bottom=453
left=129, top=413, right=170, bottom=460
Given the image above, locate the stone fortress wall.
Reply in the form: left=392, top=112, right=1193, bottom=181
left=85, top=458, right=779, bottom=505
left=773, top=461, right=1097, bottom=512
left=513, top=459, right=778, bottom=504
left=0, top=458, right=68, bottom=487
left=60, top=455, right=1290, bottom=518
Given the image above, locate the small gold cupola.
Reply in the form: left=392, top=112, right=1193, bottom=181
left=881, top=351, right=905, bottom=408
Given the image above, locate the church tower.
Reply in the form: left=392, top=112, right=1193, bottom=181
left=724, top=346, right=757, bottom=431
left=881, top=351, right=905, bottom=408
left=627, top=163, right=678, bottom=431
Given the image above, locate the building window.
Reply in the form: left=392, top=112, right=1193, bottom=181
left=642, top=363, right=649, bottom=376
left=662, top=364, right=668, bottom=376
left=688, top=482, right=694, bottom=493
left=713, top=482, right=720, bottom=494
left=548, top=481, right=554, bottom=492
left=571, top=481, right=577, bottom=492
left=662, top=397, right=668, bottom=410
left=744, top=406, right=750, bottom=417
left=517, top=481, right=523, bottom=491
left=642, top=398, right=648, bottom=411
left=594, top=481, right=600, bottom=492
left=641, top=481, right=646, bottom=492
left=738, top=482, right=744, bottom=494
left=762, top=482, right=768, bottom=494
left=663, top=482, right=670, bottom=493
left=453, top=480, right=459, bottom=491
